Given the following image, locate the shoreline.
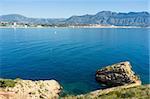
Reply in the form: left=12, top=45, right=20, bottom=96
left=0, top=26, right=149, bottom=29
left=0, top=78, right=149, bottom=99
left=0, top=61, right=149, bottom=98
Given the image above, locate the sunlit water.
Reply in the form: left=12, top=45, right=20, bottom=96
left=0, top=28, right=149, bottom=94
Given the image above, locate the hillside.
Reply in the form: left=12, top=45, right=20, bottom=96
left=0, top=14, right=65, bottom=24
left=66, top=11, right=150, bottom=27
left=62, top=84, right=150, bottom=99
left=0, top=11, right=150, bottom=27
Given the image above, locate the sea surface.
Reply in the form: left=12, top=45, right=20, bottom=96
left=0, top=28, right=149, bottom=94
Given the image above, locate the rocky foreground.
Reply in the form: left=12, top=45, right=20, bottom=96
left=0, top=79, right=62, bottom=99
left=63, top=61, right=149, bottom=99
left=0, top=61, right=149, bottom=99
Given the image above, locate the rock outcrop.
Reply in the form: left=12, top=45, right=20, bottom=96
left=0, top=79, right=62, bottom=99
left=95, top=61, right=141, bottom=86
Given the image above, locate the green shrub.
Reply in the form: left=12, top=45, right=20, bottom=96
left=0, top=79, right=16, bottom=88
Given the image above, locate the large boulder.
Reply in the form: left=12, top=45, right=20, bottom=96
left=96, top=61, right=141, bottom=87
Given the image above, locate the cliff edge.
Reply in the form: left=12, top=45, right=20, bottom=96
left=0, top=79, right=62, bottom=99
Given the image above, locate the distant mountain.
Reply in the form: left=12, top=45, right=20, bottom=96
left=65, top=11, right=150, bottom=27
left=0, top=14, right=65, bottom=24
left=0, top=11, right=150, bottom=27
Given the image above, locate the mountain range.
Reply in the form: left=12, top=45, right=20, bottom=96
left=0, top=14, right=65, bottom=24
left=0, top=11, right=150, bottom=27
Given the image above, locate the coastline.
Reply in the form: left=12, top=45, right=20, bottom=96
left=0, top=61, right=149, bottom=99
left=0, top=78, right=149, bottom=99
left=0, top=26, right=149, bottom=29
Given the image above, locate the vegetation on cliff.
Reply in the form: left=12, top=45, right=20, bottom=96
left=62, top=84, right=150, bottom=99
left=0, top=79, right=16, bottom=88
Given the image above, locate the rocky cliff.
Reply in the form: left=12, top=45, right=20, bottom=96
left=0, top=79, right=62, bottom=99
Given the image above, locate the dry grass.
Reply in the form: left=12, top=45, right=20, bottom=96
left=62, top=85, right=150, bottom=99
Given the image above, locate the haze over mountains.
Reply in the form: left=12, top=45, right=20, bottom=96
left=0, top=14, right=65, bottom=24
left=0, top=11, right=150, bottom=27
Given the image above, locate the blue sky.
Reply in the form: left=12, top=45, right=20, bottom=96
left=0, top=0, right=149, bottom=18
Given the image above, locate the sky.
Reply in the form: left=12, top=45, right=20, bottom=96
left=0, top=0, right=149, bottom=18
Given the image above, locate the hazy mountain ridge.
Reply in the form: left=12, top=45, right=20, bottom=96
left=0, top=11, right=150, bottom=26
left=0, top=14, right=66, bottom=24
left=66, top=11, right=150, bottom=26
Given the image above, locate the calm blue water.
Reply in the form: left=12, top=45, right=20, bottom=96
left=0, top=28, right=149, bottom=94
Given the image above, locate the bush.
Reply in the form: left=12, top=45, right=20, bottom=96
left=0, top=79, right=16, bottom=88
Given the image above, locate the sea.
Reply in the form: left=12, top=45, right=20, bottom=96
left=0, top=28, right=149, bottom=94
